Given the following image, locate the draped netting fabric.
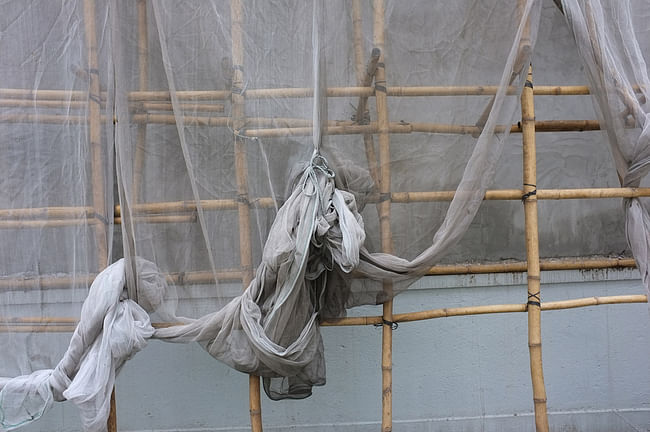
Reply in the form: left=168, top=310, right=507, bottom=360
left=0, top=0, right=116, bottom=430
left=560, top=0, right=650, bottom=297
left=0, top=0, right=648, bottom=430
left=114, top=0, right=541, bottom=402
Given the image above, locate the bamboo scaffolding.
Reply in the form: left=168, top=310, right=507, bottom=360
left=228, top=0, right=262, bottom=429
left=0, top=4, right=646, bottom=432
left=521, top=66, right=549, bottom=432
left=3, top=294, right=646, bottom=332
left=371, top=2, right=395, bottom=430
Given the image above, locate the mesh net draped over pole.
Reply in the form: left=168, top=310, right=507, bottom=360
left=0, top=1, right=649, bottom=431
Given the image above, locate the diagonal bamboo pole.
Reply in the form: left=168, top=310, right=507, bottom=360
left=229, top=1, right=263, bottom=430
left=352, top=0, right=381, bottom=188
left=521, top=65, right=549, bottom=432
left=133, top=0, right=149, bottom=204
left=372, top=1, right=395, bottom=430
left=82, top=0, right=114, bottom=430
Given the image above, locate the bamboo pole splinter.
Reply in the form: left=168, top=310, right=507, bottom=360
left=522, top=65, right=550, bottom=432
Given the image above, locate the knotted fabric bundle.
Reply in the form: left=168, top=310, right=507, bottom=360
left=154, top=153, right=366, bottom=399
left=0, top=260, right=154, bottom=432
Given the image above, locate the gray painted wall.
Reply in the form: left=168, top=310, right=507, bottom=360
left=20, top=268, right=650, bottom=431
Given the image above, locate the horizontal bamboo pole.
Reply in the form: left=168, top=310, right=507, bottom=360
left=2, top=186, right=647, bottom=227
left=0, top=89, right=89, bottom=100
left=138, top=102, right=225, bottom=113
left=0, top=99, right=87, bottom=109
left=0, top=257, right=636, bottom=293
left=428, top=257, right=636, bottom=275
left=113, top=214, right=196, bottom=225
left=0, top=85, right=596, bottom=106
left=6, top=84, right=646, bottom=105
left=320, top=294, right=648, bottom=326
left=0, top=268, right=244, bottom=292
left=0, top=114, right=87, bottom=124
left=112, top=187, right=650, bottom=218
left=0, top=275, right=96, bottom=290
left=0, top=206, right=95, bottom=220
left=3, top=294, right=645, bottom=332
left=0, top=218, right=101, bottom=229
left=0, top=98, right=225, bottom=113
left=0, top=110, right=605, bottom=135
left=114, top=197, right=275, bottom=217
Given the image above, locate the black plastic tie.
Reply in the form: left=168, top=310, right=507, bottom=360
left=374, top=319, right=398, bottom=330
left=527, top=291, right=541, bottom=307
left=378, top=192, right=391, bottom=202
left=522, top=184, right=537, bottom=202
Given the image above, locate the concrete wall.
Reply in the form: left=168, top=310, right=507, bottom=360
left=20, top=268, right=650, bottom=431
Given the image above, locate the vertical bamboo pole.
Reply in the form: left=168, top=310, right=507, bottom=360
left=83, top=0, right=108, bottom=271
left=107, top=389, right=117, bottom=432
left=133, top=0, right=149, bottom=203
left=82, top=1, right=114, bottom=430
left=521, top=65, right=549, bottom=432
left=373, top=1, right=394, bottom=431
left=230, top=1, right=262, bottom=431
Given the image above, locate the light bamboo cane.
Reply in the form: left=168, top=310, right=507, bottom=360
left=521, top=65, right=550, bottom=432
